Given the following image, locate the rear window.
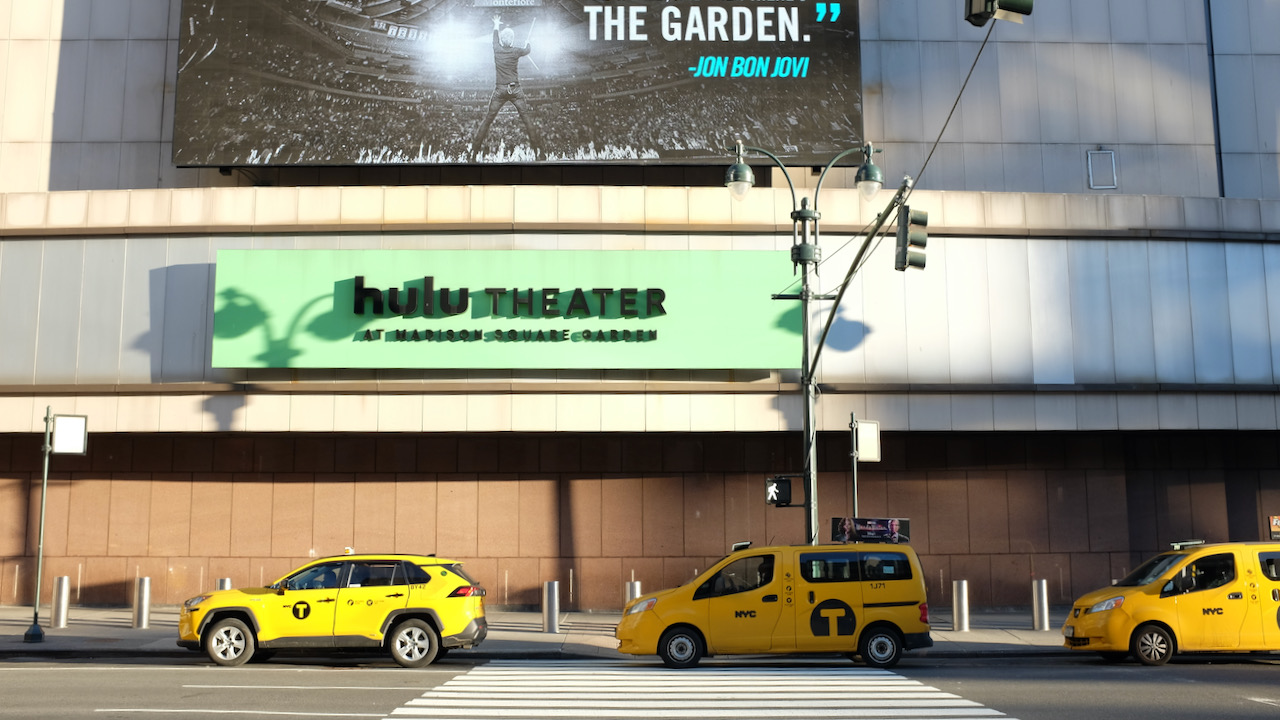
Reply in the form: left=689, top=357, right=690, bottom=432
left=800, top=551, right=913, bottom=582
left=860, top=552, right=913, bottom=581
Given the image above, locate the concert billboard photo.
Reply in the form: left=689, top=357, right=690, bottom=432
left=173, top=0, right=863, bottom=166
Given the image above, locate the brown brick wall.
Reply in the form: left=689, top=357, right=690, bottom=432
left=1, top=430, right=1277, bottom=609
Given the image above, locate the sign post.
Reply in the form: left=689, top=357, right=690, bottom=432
left=849, top=414, right=881, bottom=518
left=25, top=409, right=88, bottom=643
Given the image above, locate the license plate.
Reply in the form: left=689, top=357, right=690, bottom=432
left=1063, top=625, right=1074, bottom=637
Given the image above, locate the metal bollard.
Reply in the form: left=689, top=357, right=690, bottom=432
left=625, top=580, right=642, bottom=604
left=1031, top=578, right=1050, bottom=631
left=542, top=581, right=560, bottom=634
left=132, top=577, right=151, bottom=629
left=52, top=576, right=71, bottom=629
left=952, top=579, right=969, bottom=632
left=216, top=578, right=232, bottom=591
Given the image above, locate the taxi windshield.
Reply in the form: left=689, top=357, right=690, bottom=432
left=1114, top=552, right=1187, bottom=587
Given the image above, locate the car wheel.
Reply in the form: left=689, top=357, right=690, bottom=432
left=658, top=627, right=704, bottom=669
left=389, top=619, right=440, bottom=668
left=1097, top=651, right=1128, bottom=663
left=1131, top=624, right=1174, bottom=666
left=859, top=626, right=903, bottom=669
left=206, top=618, right=255, bottom=667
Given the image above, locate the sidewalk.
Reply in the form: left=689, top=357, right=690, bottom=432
left=0, top=604, right=1073, bottom=661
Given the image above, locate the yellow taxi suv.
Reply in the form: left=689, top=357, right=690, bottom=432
left=616, top=542, right=932, bottom=668
left=179, top=554, right=486, bottom=667
left=1062, top=541, right=1280, bottom=665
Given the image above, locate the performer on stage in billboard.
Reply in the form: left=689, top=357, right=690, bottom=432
left=468, top=14, right=543, bottom=162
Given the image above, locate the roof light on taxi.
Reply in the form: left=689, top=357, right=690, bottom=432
left=1088, top=596, right=1124, bottom=613
left=627, top=598, right=657, bottom=615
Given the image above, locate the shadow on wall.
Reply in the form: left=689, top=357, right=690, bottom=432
left=773, top=301, right=871, bottom=424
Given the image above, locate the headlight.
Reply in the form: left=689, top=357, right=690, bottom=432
left=184, top=594, right=211, bottom=610
left=1088, top=596, right=1124, bottom=613
left=627, top=598, right=656, bottom=615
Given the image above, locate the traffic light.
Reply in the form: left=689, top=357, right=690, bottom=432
left=894, top=205, right=927, bottom=271
left=965, top=0, right=1032, bottom=27
left=765, top=476, right=791, bottom=507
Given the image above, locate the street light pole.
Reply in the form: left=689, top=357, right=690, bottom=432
left=725, top=142, right=883, bottom=546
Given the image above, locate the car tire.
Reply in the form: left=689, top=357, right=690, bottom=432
left=1131, top=624, right=1174, bottom=666
left=1097, top=651, right=1128, bottom=663
left=657, top=627, right=704, bottom=669
left=206, top=618, right=255, bottom=667
left=859, top=626, right=903, bottom=669
left=389, top=619, right=440, bottom=668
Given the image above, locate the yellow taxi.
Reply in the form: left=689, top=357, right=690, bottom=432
left=1062, top=541, right=1280, bottom=665
left=616, top=542, right=932, bottom=668
left=178, top=553, right=486, bottom=667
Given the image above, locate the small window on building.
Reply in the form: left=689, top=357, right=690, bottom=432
left=1088, top=149, right=1117, bottom=190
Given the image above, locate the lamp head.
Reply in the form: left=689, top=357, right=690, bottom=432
left=725, top=143, right=755, bottom=200
left=854, top=143, right=883, bottom=200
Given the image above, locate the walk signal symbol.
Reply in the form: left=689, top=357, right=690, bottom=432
left=765, top=476, right=792, bottom=507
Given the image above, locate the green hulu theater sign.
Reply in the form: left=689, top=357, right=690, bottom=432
left=212, top=250, right=800, bottom=369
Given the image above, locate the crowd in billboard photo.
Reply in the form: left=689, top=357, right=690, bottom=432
left=174, top=0, right=863, bottom=167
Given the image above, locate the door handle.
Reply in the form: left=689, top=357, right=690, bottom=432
left=1227, top=592, right=1243, bottom=600
left=808, top=591, right=814, bottom=604
left=387, top=593, right=404, bottom=598
left=317, top=597, right=336, bottom=603
left=762, top=594, right=778, bottom=603
left=1273, top=589, right=1279, bottom=602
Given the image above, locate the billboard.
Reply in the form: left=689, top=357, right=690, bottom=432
left=211, top=249, right=801, bottom=369
left=174, top=0, right=863, bottom=166
left=831, top=517, right=910, bottom=544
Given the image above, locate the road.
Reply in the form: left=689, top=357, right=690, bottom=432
left=1, top=654, right=1278, bottom=719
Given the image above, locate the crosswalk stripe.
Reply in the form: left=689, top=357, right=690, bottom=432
left=384, top=707, right=1003, bottom=712
left=376, top=660, right=1015, bottom=720
left=409, top=686, right=962, bottom=696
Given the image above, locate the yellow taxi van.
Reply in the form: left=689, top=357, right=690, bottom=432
left=615, top=542, right=932, bottom=668
left=1062, top=541, right=1280, bottom=665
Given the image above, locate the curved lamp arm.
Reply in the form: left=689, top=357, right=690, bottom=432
left=811, top=145, right=869, bottom=213
left=726, top=142, right=799, bottom=212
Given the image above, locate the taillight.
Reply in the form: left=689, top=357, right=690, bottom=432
left=919, top=602, right=929, bottom=624
left=448, top=585, right=484, bottom=598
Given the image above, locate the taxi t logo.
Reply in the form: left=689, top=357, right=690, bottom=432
left=809, top=599, right=856, bottom=636
left=293, top=601, right=311, bottom=620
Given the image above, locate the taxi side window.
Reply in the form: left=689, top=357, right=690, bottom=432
left=1187, top=553, right=1235, bottom=592
left=405, top=563, right=432, bottom=584
left=800, top=552, right=858, bottom=583
left=693, top=555, right=775, bottom=599
left=1258, top=552, right=1280, bottom=582
left=289, top=562, right=344, bottom=590
left=860, top=552, right=912, bottom=581
left=349, top=561, right=405, bottom=587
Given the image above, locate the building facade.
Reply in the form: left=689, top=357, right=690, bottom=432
left=1, top=0, right=1279, bottom=610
